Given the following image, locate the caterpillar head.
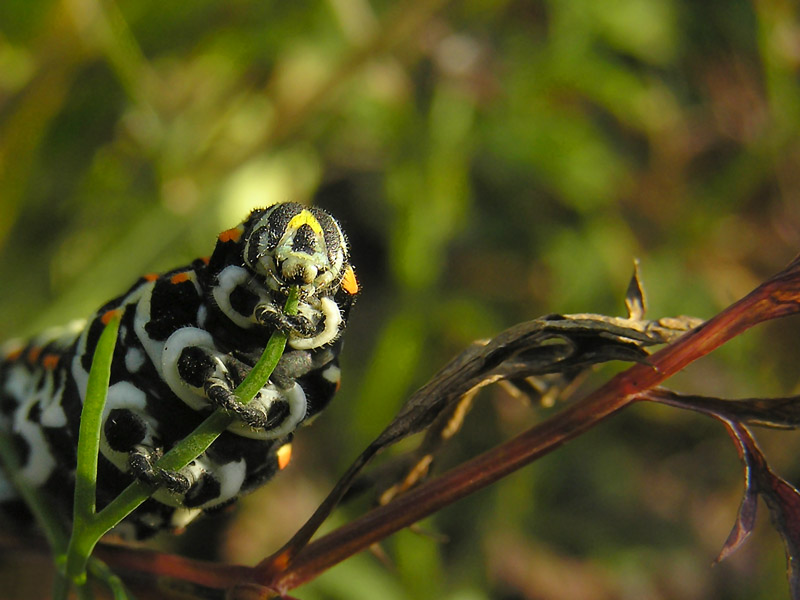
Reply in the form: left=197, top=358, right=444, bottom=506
left=244, top=203, right=351, bottom=299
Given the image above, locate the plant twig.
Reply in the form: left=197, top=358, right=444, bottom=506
left=261, top=254, right=800, bottom=593
left=62, top=310, right=122, bottom=598
left=60, top=287, right=300, bottom=596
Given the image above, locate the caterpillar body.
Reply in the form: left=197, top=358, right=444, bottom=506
left=0, top=203, right=357, bottom=539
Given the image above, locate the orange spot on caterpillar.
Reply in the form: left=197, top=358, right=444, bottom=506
left=4, top=347, right=23, bottom=361
left=101, top=309, right=121, bottom=325
left=277, top=444, right=292, bottom=470
left=170, top=272, right=191, bottom=284
left=143, top=273, right=159, bottom=282
left=218, top=227, right=243, bottom=243
left=42, top=354, right=60, bottom=370
left=342, top=265, right=359, bottom=295
left=27, top=346, right=42, bottom=363
left=200, top=256, right=210, bottom=264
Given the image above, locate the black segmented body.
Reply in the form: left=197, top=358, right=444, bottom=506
left=0, top=203, right=358, bottom=539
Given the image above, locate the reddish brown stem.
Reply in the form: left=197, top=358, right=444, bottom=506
left=267, top=388, right=629, bottom=592
left=94, top=543, right=251, bottom=590
left=261, top=255, right=800, bottom=593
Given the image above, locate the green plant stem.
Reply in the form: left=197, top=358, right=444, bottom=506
left=61, top=311, right=122, bottom=599
left=87, top=556, right=132, bottom=600
left=75, top=314, right=122, bottom=521
left=63, top=287, right=300, bottom=592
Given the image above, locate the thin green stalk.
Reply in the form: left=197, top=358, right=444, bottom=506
left=64, top=287, right=300, bottom=588
left=62, top=311, right=122, bottom=598
left=87, top=556, right=133, bottom=600
left=75, top=313, right=122, bottom=521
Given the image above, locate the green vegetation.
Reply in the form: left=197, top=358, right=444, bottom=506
left=1, top=1, right=799, bottom=598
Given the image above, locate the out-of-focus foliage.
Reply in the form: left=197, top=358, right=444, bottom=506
left=1, top=0, right=799, bottom=598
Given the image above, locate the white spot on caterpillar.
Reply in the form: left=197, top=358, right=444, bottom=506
left=104, top=381, right=148, bottom=413
left=213, top=459, right=246, bottom=503
left=125, top=347, right=146, bottom=374
left=2, top=365, right=29, bottom=408
left=171, top=507, right=203, bottom=529
left=321, top=364, right=341, bottom=384
left=40, top=401, right=67, bottom=428
left=182, top=456, right=247, bottom=508
left=197, top=304, right=208, bottom=328
left=14, top=400, right=55, bottom=486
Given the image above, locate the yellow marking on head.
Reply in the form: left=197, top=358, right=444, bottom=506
left=342, top=265, right=359, bottom=295
left=287, top=210, right=323, bottom=235
left=276, top=443, right=292, bottom=470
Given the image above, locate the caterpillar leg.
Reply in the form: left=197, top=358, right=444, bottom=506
left=102, top=407, right=192, bottom=494
left=254, top=304, right=315, bottom=336
left=162, top=327, right=309, bottom=438
left=128, top=444, right=191, bottom=494
left=127, top=444, right=231, bottom=510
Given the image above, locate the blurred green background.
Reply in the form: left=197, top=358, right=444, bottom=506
left=2, top=0, right=800, bottom=598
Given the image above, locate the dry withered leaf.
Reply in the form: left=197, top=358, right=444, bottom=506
left=723, top=421, right=800, bottom=598
left=625, top=259, right=646, bottom=321
left=372, top=311, right=701, bottom=451
left=716, top=420, right=760, bottom=563
left=643, top=389, right=800, bottom=597
left=344, top=265, right=701, bottom=508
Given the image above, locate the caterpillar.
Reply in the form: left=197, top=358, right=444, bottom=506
left=0, top=203, right=358, bottom=539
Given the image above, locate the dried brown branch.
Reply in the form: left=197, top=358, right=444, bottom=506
left=256, top=254, right=800, bottom=594
left=641, top=388, right=800, bottom=428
